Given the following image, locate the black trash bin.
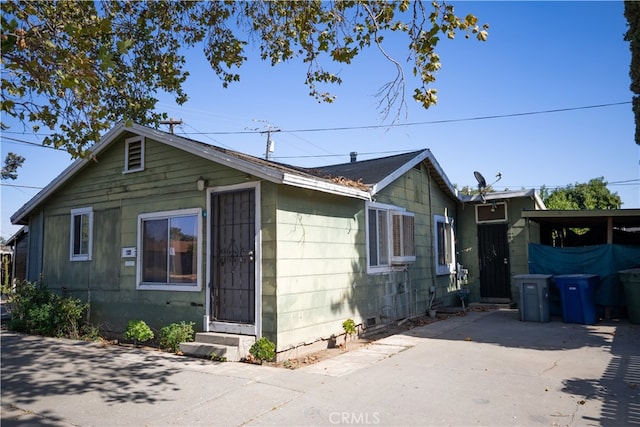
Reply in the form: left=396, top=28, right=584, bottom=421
left=619, top=269, right=640, bottom=324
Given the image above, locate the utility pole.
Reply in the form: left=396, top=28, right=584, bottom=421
left=251, top=120, right=280, bottom=160
left=159, top=118, right=183, bottom=134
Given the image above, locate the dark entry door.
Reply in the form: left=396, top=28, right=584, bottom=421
left=210, top=188, right=256, bottom=334
left=478, top=223, right=511, bottom=301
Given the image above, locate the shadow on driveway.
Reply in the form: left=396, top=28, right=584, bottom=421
left=1, top=332, right=183, bottom=408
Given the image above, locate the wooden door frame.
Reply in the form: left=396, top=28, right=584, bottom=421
left=205, top=181, right=261, bottom=336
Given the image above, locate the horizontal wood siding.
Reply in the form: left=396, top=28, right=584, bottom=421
left=274, top=186, right=365, bottom=349
left=273, top=163, right=459, bottom=350
left=260, top=181, right=278, bottom=340
left=34, top=133, right=254, bottom=333
left=374, top=165, right=459, bottom=307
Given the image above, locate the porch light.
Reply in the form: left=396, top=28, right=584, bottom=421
left=197, top=177, right=207, bottom=191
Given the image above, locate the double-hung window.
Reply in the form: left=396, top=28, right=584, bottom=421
left=367, top=202, right=416, bottom=273
left=70, top=207, right=93, bottom=261
left=137, top=208, right=202, bottom=291
left=434, top=214, right=455, bottom=275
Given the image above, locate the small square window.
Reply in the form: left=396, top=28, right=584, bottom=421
left=70, top=207, right=93, bottom=261
left=124, top=136, right=144, bottom=173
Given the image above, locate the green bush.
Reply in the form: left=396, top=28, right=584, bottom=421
left=159, top=321, right=195, bottom=353
left=249, top=337, right=276, bottom=363
left=342, top=318, right=356, bottom=336
left=124, top=320, right=154, bottom=346
left=8, top=281, right=88, bottom=339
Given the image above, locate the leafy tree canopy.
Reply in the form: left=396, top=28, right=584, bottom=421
left=1, top=0, right=488, bottom=158
left=1, top=152, right=24, bottom=180
left=540, top=177, right=622, bottom=210
left=624, top=0, right=640, bottom=145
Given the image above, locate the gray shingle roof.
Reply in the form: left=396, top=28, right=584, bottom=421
left=308, top=150, right=427, bottom=185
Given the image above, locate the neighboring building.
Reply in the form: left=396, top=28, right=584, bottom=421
left=5, top=227, right=28, bottom=285
left=457, top=190, right=546, bottom=305
left=11, top=122, right=469, bottom=356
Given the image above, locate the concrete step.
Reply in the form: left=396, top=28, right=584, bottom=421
left=194, top=332, right=255, bottom=347
left=179, top=342, right=242, bottom=361
left=180, top=333, right=256, bottom=362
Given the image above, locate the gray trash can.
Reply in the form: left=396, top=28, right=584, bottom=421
left=513, top=274, right=552, bottom=322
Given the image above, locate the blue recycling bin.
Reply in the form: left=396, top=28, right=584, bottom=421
left=554, top=274, right=599, bottom=325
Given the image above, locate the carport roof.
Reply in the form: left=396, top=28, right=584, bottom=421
left=521, top=209, right=640, bottom=228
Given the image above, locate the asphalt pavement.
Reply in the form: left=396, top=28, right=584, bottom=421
left=1, top=309, right=639, bottom=426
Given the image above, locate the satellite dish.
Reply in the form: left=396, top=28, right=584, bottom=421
left=474, top=171, right=487, bottom=188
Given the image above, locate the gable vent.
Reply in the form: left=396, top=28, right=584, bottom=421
left=124, top=136, right=144, bottom=172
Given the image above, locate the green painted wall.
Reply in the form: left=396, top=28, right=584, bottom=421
left=272, top=163, right=459, bottom=351
left=456, top=195, right=541, bottom=305
left=25, top=133, right=462, bottom=350
left=34, top=133, right=252, bottom=336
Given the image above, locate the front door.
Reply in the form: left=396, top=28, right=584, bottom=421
left=478, top=223, right=511, bottom=302
left=209, top=187, right=256, bottom=335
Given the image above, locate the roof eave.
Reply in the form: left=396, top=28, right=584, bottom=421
left=10, top=122, right=372, bottom=224
left=282, top=173, right=371, bottom=200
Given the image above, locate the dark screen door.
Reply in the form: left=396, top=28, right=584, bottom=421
left=478, top=223, right=511, bottom=301
left=211, top=189, right=256, bottom=325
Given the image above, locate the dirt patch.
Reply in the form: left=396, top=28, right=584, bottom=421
left=268, top=312, right=466, bottom=369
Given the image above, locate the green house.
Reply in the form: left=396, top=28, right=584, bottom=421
left=11, top=122, right=541, bottom=359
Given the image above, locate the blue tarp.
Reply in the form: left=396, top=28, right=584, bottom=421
left=528, top=243, right=640, bottom=307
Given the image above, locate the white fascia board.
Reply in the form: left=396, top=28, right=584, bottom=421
left=130, top=125, right=288, bottom=184
left=371, top=149, right=458, bottom=198
left=282, top=173, right=372, bottom=200
left=532, top=190, right=546, bottom=210
left=10, top=123, right=132, bottom=225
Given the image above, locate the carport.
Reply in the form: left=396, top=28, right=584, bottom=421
left=521, top=208, right=640, bottom=247
left=520, top=209, right=640, bottom=319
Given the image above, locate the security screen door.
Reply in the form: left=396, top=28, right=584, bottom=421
left=210, top=188, right=256, bottom=333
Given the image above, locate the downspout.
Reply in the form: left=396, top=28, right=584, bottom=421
left=426, top=164, right=437, bottom=309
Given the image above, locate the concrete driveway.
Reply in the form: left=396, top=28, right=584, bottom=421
left=1, top=309, right=638, bottom=426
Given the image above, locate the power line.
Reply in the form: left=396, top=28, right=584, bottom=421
left=1, top=101, right=631, bottom=155
left=1, top=136, right=64, bottom=150
left=0, top=183, right=44, bottom=190
left=177, top=101, right=631, bottom=135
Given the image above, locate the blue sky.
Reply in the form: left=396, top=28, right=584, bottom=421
left=1, top=1, right=638, bottom=241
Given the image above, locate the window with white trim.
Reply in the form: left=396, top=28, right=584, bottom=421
left=70, top=207, right=93, bottom=261
left=392, top=212, right=416, bottom=263
left=367, top=203, right=416, bottom=273
left=434, top=215, right=455, bottom=275
left=137, top=208, right=202, bottom=291
left=124, top=136, right=144, bottom=173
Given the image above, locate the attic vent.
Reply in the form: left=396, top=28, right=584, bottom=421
left=124, top=136, right=145, bottom=173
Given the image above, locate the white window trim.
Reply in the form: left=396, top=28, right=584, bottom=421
left=434, top=214, right=456, bottom=275
left=391, top=211, right=416, bottom=264
left=69, top=207, right=93, bottom=262
left=136, top=208, right=202, bottom=291
left=124, top=136, right=145, bottom=173
left=366, top=202, right=415, bottom=274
